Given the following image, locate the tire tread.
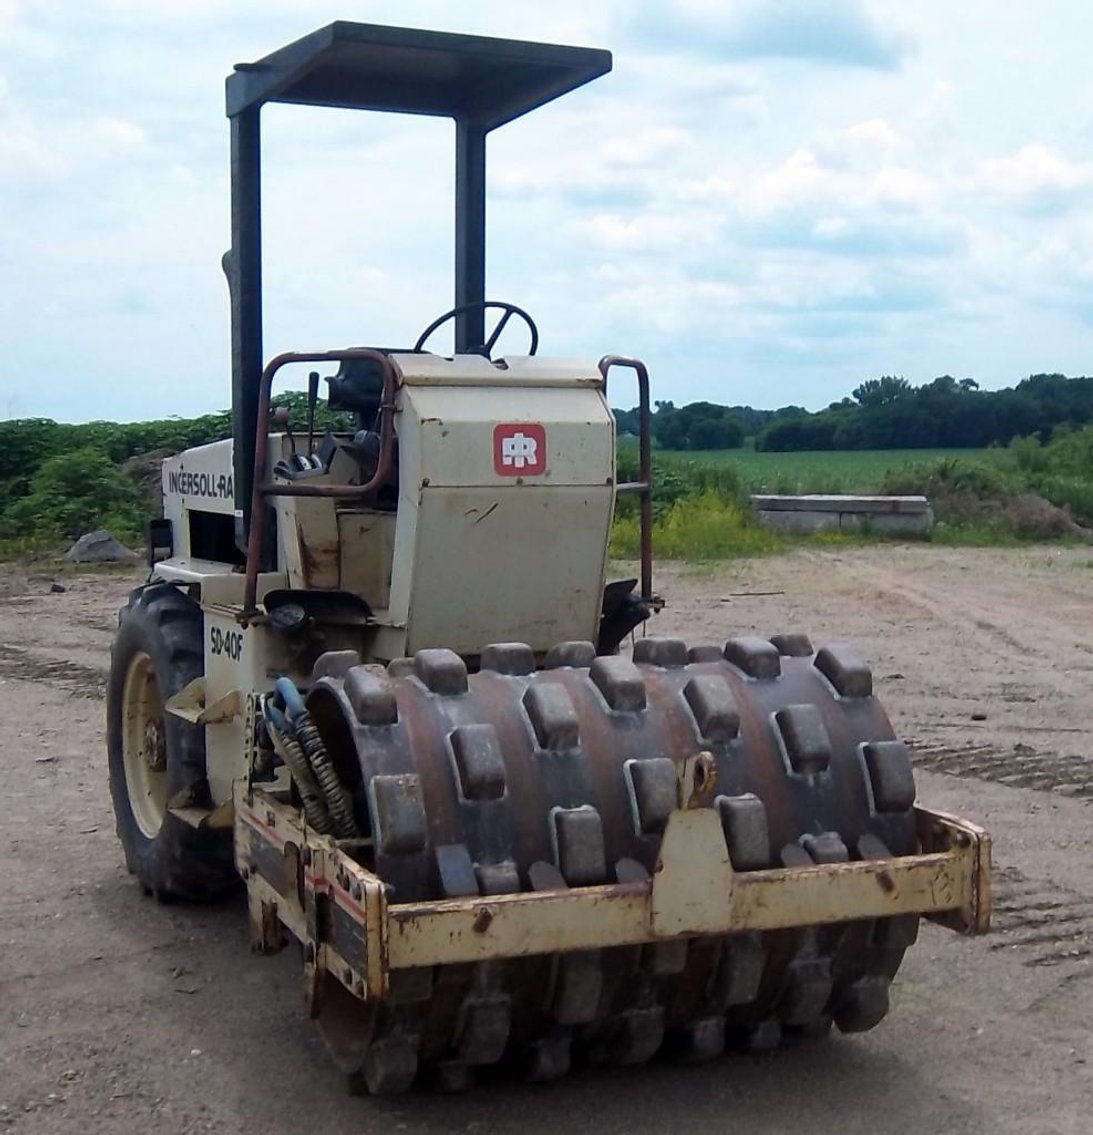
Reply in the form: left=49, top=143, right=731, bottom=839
left=106, top=582, right=236, bottom=902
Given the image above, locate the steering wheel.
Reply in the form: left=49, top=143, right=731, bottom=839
left=413, top=301, right=539, bottom=359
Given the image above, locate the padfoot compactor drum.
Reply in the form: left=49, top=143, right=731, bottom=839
left=106, top=22, right=991, bottom=1095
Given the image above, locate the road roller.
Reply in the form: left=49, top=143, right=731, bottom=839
left=106, top=21, right=991, bottom=1094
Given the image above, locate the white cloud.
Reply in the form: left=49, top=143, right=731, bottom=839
left=628, top=0, right=913, bottom=70
left=570, top=211, right=714, bottom=254
left=733, top=138, right=942, bottom=229
left=0, top=0, right=18, bottom=39
left=0, top=100, right=63, bottom=175
left=750, top=148, right=827, bottom=213
left=980, top=144, right=1093, bottom=199
left=872, top=166, right=934, bottom=206
left=93, top=115, right=147, bottom=147
left=929, top=78, right=953, bottom=102
left=0, top=126, right=41, bottom=165
left=599, top=126, right=689, bottom=165
left=814, top=217, right=854, bottom=240
left=847, top=118, right=906, bottom=150
left=672, top=171, right=736, bottom=202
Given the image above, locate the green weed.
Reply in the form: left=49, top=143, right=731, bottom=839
left=612, top=492, right=781, bottom=560
left=664, top=447, right=995, bottom=494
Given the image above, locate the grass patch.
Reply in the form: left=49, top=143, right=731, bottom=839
left=611, top=492, right=781, bottom=560
left=657, top=447, right=995, bottom=494
left=1025, top=474, right=1093, bottom=524
left=879, top=456, right=1089, bottom=542
left=0, top=539, right=141, bottom=570
left=638, top=439, right=1093, bottom=549
left=0, top=535, right=65, bottom=559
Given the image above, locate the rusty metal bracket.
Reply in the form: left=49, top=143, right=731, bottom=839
left=234, top=783, right=389, bottom=1003
left=916, top=806, right=992, bottom=935
left=386, top=805, right=990, bottom=969
left=169, top=800, right=235, bottom=831
left=235, top=785, right=990, bottom=1013
left=165, top=677, right=242, bottom=725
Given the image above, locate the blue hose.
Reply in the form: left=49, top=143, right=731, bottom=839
left=274, top=676, right=307, bottom=723
left=264, top=700, right=292, bottom=737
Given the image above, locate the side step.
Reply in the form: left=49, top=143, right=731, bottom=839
left=164, top=677, right=242, bottom=725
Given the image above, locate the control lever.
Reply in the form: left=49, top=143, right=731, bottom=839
left=272, top=405, right=324, bottom=478
left=307, top=370, right=319, bottom=457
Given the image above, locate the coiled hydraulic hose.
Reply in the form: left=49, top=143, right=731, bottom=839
left=272, top=678, right=360, bottom=840
left=264, top=702, right=334, bottom=835
left=294, top=713, right=359, bottom=839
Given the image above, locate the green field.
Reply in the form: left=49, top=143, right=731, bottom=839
left=658, top=447, right=994, bottom=494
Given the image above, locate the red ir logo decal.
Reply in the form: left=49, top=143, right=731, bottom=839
left=493, top=423, right=547, bottom=476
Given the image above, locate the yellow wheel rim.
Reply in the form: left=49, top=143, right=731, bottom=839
left=121, top=650, right=168, bottom=839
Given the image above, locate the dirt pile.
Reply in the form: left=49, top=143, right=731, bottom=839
left=932, top=487, right=1092, bottom=540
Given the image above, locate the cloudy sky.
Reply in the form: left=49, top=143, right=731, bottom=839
left=3, top=0, right=1093, bottom=422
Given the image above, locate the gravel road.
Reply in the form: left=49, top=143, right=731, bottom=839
left=2, top=545, right=1091, bottom=1134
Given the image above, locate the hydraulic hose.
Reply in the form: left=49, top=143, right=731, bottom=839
left=294, top=713, right=359, bottom=839
left=264, top=702, right=334, bottom=835
left=273, top=678, right=360, bottom=840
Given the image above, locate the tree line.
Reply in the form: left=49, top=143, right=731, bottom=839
left=615, top=372, right=1093, bottom=451
left=2, top=373, right=1092, bottom=546
left=0, top=393, right=348, bottom=546
left=613, top=401, right=804, bottom=450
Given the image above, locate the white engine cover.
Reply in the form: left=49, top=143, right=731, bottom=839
left=388, top=353, right=616, bottom=656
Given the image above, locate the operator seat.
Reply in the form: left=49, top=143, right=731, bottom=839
left=324, top=353, right=399, bottom=502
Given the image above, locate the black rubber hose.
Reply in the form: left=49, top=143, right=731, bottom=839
left=264, top=709, right=335, bottom=835
left=295, top=712, right=359, bottom=840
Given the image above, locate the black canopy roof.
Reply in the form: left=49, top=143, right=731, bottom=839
left=226, top=21, right=612, bottom=128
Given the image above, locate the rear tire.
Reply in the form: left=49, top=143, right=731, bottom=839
left=106, top=582, right=236, bottom=901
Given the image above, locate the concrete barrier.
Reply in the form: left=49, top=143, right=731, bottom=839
left=751, top=494, right=933, bottom=536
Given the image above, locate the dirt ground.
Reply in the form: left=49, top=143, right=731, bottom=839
left=2, top=544, right=1092, bottom=1134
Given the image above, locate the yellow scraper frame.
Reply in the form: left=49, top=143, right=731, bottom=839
left=233, top=758, right=990, bottom=1010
